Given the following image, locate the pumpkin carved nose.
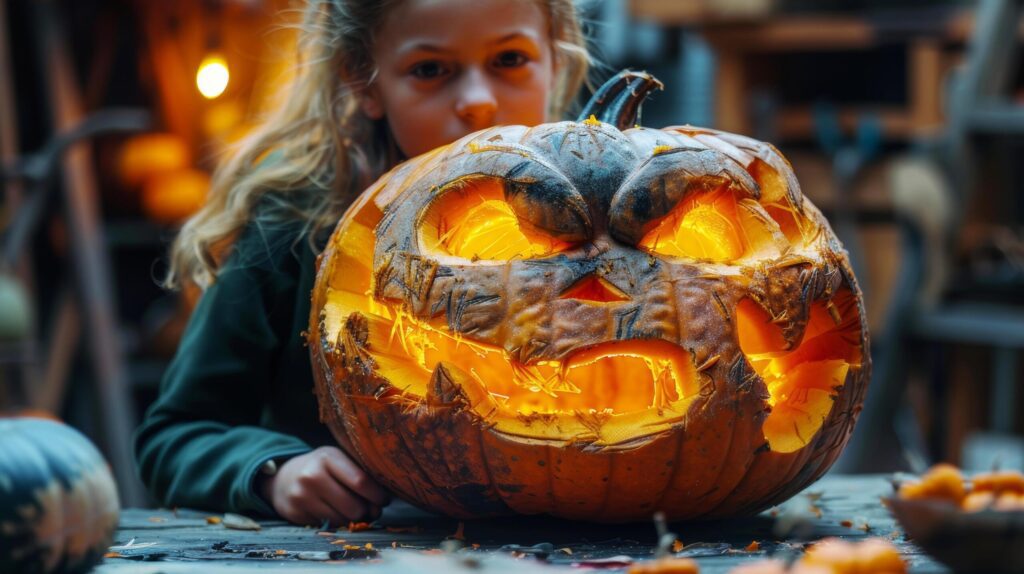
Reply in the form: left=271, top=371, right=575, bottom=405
left=560, top=274, right=631, bottom=303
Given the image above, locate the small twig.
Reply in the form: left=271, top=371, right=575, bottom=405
left=653, top=511, right=679, bottom=558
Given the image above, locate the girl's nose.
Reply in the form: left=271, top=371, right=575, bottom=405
left=454, top=69, right=497, bottom=130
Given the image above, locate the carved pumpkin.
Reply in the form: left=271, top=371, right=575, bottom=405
left=0, top=417, right=120, bottom=573
left=309, top=71, right=870, bottom=521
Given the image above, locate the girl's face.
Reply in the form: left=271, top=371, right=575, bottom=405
left=362, top=0, right=556, bottom=159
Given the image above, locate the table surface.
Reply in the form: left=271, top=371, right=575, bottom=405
left=98, top=474, right=949, bottom=573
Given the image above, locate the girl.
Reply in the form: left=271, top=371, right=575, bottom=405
left=134, top=0, right=590, bottom=527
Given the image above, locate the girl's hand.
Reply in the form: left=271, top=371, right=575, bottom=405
left=258, top=446, right=390, bottom=526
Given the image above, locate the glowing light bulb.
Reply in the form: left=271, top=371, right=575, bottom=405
left=196, top=55, right=229, bottom=99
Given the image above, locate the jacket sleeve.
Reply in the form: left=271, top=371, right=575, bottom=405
left=134, top=220, right=314, bottom=516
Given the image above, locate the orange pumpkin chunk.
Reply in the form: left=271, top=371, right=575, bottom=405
left=897, top=463, right=966, bottom=505
left=972, top=470, right=1024, bottom=495
left=801, top=538, right=906, bottom=574
left=897, top=464, right=1024, bottom=512
left=629, top=557, right=700, bottom=574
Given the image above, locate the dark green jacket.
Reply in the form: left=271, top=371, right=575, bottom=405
left=134, top=210, right=334, bottom=516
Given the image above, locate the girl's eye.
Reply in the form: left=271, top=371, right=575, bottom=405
left=493, top=51, right=528, bottom=69
left=410, top=61, right=449, bottom=80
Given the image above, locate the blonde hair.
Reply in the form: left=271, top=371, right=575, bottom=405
left=166, top=0, right=590, bottom=289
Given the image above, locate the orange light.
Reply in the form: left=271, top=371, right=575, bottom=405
left=639, top=187, right=745, bottom=261
left=196, top=55, right=229, bottom=99
left=419, top=178, right=576, bottom=260
left=638, top=186, right=791, bottom=262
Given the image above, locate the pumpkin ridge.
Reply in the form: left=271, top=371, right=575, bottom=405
left=336, top=334, right=425, bottom=505
left=388, top=402, right=452, bottom=513
left=473, top=419, right=507, bottom=513
left=341, top=379, right=408, bottom=497
left=717, top=448, right=800, bottom=516
left=650, top=427, right=686, bottom=516
left=690, top=395, right=743, bottom=515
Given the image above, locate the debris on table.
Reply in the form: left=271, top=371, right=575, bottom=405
left=102, top=476, right=952, bottom=572
left=222, top=512, right=260, bottom=531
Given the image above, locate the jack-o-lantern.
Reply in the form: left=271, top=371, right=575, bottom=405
left=309, top=71, right=869, bottom=521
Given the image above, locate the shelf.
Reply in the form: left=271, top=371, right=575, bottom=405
left=910, top=302, right=1024, bottom=348
left=629, top=6, right=962, bottom=140
left=775, top=105, right=920, bottom=141
left=966, top=104, right=1024, bottom=134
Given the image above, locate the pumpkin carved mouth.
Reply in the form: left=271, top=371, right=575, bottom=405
left=327, top=299, right=702, bottom=444
left=335, top=302, right=696, bottom=419
left=326, top=284, right=861, bottom=449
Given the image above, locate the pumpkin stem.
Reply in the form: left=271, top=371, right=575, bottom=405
left=577, top=70, right=664, bottom=131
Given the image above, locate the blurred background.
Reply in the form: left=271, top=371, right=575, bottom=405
left=1, top=0, right=1023, bottom=507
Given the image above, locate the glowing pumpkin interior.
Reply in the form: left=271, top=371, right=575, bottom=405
left=418, top=179, right=577, bottom=261
left=322, top=161, right=861, bottom=452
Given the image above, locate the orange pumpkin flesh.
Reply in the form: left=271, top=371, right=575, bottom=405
left=310, top=72, right=869, bottom=521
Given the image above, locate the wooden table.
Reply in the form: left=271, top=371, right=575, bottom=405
left=99, top=474, right=949, bottom=573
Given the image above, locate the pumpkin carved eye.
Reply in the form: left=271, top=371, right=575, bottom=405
left=418, top=177, right=581, bottom=261
left=637, top=185, right=788, bottom=262
left=608, top=147, right=791, bottom=263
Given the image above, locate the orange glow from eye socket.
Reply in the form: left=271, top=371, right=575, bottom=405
left=736, top=290, right=863, bottom=453
left=639, top=187, right=742, bottom=261
left=419, top=179, right=576, bottom=260
left=748, top=158, right=812, bottom=245
left=638, top=187, right=788, bottom=262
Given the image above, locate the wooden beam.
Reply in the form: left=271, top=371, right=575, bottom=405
left=909, top=38, right=945, bottom=137
left=32, top=0, right=146, bottom=506
left=0, top=0, right=39, bottom=406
